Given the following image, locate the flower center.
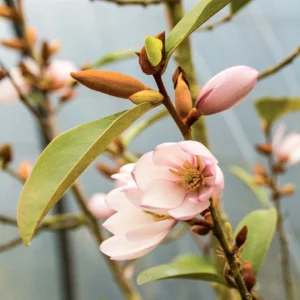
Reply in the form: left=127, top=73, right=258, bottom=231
left=170, top=157, right=205, bottom=192
left=144, top=211, right=170, bottom=222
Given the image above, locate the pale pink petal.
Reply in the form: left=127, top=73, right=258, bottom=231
left=195, top=66, right=258, bottom=115
left=119, top=163, right=135, bottom=173
left=141, top=180, right=186, bottom=209
left=197, top=186, right=214, bottom=202
left=105, top=187, right=134, bottom=211
left=88, top=193, right=115, bottom=219
left=169, top=198, right=210, bottom=220
left=126, top=219, right=176, bottom=242
left=280, top=133, right=300, bottom=155
left=124, top=186, right=143, bottom=207
left=272, top=123, right=286, bottom=155
left=46, top=60, right=77, bottom=85
left=214, top=166, right=224, bottom=197
left=178, top=141, right=217, bottom=162
left=100, top=235, right=158, bottom=260
left=133, top=152, right=178, bottom=191
left=153, top=143, right=193, bottom=168
left=102, top=208, right=153, bottom=235
left=288, top=148, right=300, bottom=165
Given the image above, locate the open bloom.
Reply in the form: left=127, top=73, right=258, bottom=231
left=195, top=66, right=258, bottom=115
left=133, top=141, right=224, bottom=220
left=88, top=193, right=115, bottom=219
left=273, top=123, right=300, bottom=165
left=0, top=58, right=77, bottom=103
left=100, top=174, right=177, bottom=260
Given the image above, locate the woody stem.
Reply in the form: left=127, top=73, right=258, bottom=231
left=209, top=198, right=252, bottom=300
left=153, top=74, right=192, bottom=140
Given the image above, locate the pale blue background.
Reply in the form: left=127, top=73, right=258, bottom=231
left=1, top=0, right=300, bottom=299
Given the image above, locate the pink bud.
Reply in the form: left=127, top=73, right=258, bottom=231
left=195, top=66, right=258, bottom=115
left=88, top=193, right=115, bottom=219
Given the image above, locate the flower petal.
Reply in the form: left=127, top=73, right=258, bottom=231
left=178, top=141, right=217, bottom=162
left=133, top=151, right=178, bottom=191
left=153, top=143, right=193, bottom=168
left=169, top=198, right=210, bottom=220
left=141, top=180, right=186, bottom=209
left=214, top=165, right=224, bottom=197
left=126, top=219, right=176, bottom=242
left=102, top=208, right=152, bottom=235
left=88, top=193, right=115, bottom=219
left=100, top=235, right=159, bottom=260
left=105, top=187, right=133, bottom=211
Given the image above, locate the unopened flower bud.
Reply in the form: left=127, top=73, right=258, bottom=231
left=235, top=225, right=248, bottom=249
left=0, top=5, right=20, bottom=21
left=185, top=108, right=200, bottom=127
left=60, top=88, right=75, bottom=103
left=241, top=261, right=256, bottom=291
left=88, top=193, right=115, bottom=219
left=0, top=144, right=13, bottom=167
left=281, top=184, right=295, bottom=196
left=253, top=163, right=267, bottom=177
left=255, top=143, right=273, bottom=156
left=203, top=211, right=212, bottom=224
left=129, top=90, right=163, bottom=105
left=1, top=38, right=28, bottom=51
left=253, top=174, right=267, bottom=186
left=25, top=28, right=37, bottom=46
left=195, top=66, right=258, bottom=115
left=71, top=70, right=150, bottom=99
left=96, top=162, right=118, bottom=177
left=139, top=31, right=165, bottom=75
left=191, top=224, right=211, bottom=236
left=18, top=161, right=32, bottom=180
left=272, top=162, right=286, bottom=174
left=173, top=68, right=192, bottom=120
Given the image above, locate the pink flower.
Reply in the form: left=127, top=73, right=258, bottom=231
left=133, top=141, right=224, bottom=220
left=88, top=193, right=115, bottom=219
left=195, top=66, right=258, bottom=115
left=273, top=123, right=300, bottom=165
left=100, top=178, right=176, bottom=260
left=0, top=58, right=77, bottom=103
left=111, top=163, right=136, bottom=187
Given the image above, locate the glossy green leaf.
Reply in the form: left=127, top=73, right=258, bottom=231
left=17, top=102, right=155, bottom=246
left=230, top=166, right=269, bottom=208
left=137, top=255, right=226, bottom=285
left=255, top=97, right=300, bottom=125
left=91, top=49, right=137, bottom=69
left=235, top=208, right=277, bottom=274
left=231, top=0, right=251, bottom=14
left=144, top=36, right=163, bottom=67
left=164, top=0, right=231, bottom=68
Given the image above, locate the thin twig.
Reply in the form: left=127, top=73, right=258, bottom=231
left=0, top=60, right=40, bottom=121
left=4, top=166, right=25, bottom=184
left=264, top=131, right=295, bottom=300
left=0, top=236, right=24, bottom=252
left=209, top=198, right=252, bottom=300
left=96, top=0, right=177, bottom=6
left=258, top=46, right=300, bottom=81
left=198, top=14, right=233, bottom=31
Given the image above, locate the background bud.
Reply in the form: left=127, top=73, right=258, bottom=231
left=0, top=143, right=13, bottom=167
left=129, top=90, right=163, bottom=105
left=281, top=184, right=295, bottom=196
left=144, top=36, right=163, bottom=67
left=191, top=225, right=211, bottom=236
left=196, top=66, right=258, bottom=115
left=235, top=225, right=248, bottom=249
left=255, top=143, right=273, bottom=156
left=71, top=70, right=150, bottom=99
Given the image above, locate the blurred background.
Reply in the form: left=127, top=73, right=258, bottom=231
left=1, top=0, right=300, bottom=299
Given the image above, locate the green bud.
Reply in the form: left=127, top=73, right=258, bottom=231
left=144, top=36, right=163, bottom=67
left=129, top=90, right=164, bottom=105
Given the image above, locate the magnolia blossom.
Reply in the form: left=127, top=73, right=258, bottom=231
left=195, top=66, right=258, bottom=115
left=0, top=58, right=77, bottom=103
left=273, top=123, right=300, bottom=165
left=88, top=193, right=115, bottom=219
left=100, top=141, right=224, bottom=260
left=100, top=173, right=177, bottom=260
left=133, top=141, right=224, bottom=220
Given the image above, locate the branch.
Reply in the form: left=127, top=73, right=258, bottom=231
left=258, top=46, right=300, bottom=81
left=209, top=198, right=252, bottom=300
left=94, top=0, right=176, bottom=6
left=198, top=14, right=233, bottom=31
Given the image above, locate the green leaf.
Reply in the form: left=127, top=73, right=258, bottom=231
left=17, top=102, right=155, bottom=246
left=231, top=0, right=251, bottom=14
left=255, top=97, right=300, bottom=125
left=164, top=0, right=231, bottom=69
left=91, top=49, right=137, bottom=69
left=229, top=166, right=269, bottom=208
left=137, top=255, right=226, bottom=285
left=235, top=208, right=277, bottom=274
left=144, top=36, right=163, bottom=67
